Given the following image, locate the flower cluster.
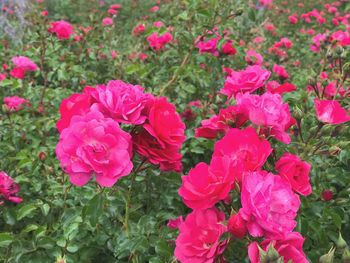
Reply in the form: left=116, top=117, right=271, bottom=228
left=56, top=80, right=185, bottom=187
left=174, top=63, right=312, bottom=262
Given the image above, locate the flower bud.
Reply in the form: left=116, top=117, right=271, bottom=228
left=342, top=248, right=350, bottom=263
left=319, top=247, right=335, bottom=263
left=227, top=212, right=247, bottom=238
left=336, top=232, right=347, bottom=250
left=322, top=190, right=333, bottom=201
left=260, top=244, right=283, bottom=263
left=56, top=256, right=66, bottom=263
left=38, top=152, right=47, bottom=161
left=335, top=46, right=344, bottom=56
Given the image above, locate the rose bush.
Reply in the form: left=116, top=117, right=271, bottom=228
left=0, top=0, right=349, bottom=262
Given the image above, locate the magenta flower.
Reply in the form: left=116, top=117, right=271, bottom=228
left=4, top=96, right=30, bottom=111
left=174, top=208, right=227, bottom=263
left=12, top=56, right=38, bottom=72
left=314, top=99, right=350, bottom=124
left=240, top=171, right=300, bottom=238
left=56, top=110, right=133, bottom=187
left=0, top=171, right=22, bottom=205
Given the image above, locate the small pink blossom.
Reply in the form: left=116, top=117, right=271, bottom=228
left=4, top=96, right=30, bottom=111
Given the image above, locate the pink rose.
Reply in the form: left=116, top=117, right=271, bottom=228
left=0, top=73, right=6, bottom=81
left=272, top=64, right=289, bottom=79
left=175, top=208, right=227, bottom=263
left=12, top=56, right=38, bottom=72
left=220, top=65, right=271, bottom=99
left=147, top=32, right=173, bottom=50
left=90, top=80, right=153, bottom=125
left=221, top=40, right=237, bottom=55
left=288, top=14, right=298, bottom=24
left=248, top=232, right=308, bottom=263
left=133, top=97, right=185, bottom=172
left=245, top=49, right=263, bottom=65
left=10, top=67, right=26, bottom=79
left=56, top=110, right=133, bottom=187
left=4, top=96, right=30, bottom=111
left=179, top=156, right=235, bottom=210
left=133, top=129, right=183, bottom=172
left=213, top=127, right=272, bottom=183
left=102, top=17, right=113, bottom=26
left=56, top=87, right=94, bottom=133
left=195, top=105, right=247, bottom=139
left=196, top=35, right=220, bottom=56
left=48, top=20, right=74, bottom=40
left=0, top=171, right=23, bottom=205
left=236, top=92, right=294, bottom=144
left=240, top=171, right=300, bottom=237
left=276, top=153, right=312, bottom=196
left=133, top=23, right=145, bottom=36
left=314, top=99, right=350, bottom=124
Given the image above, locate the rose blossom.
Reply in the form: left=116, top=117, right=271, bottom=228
left=179, top=156, right=235, bottom=210
left=56, top=110, right=133, bottom=187
left=0, top=171, right=23, bottom=205
left=212, top=127, right=272, bottom=183
left=48, top=20, right=74, bottom=40
left=220, top=65, right=271, bottom=99
left=56, top=86, right=95, bottom=133
left=147, top=32, right=173, bottom=50
left=133, top=23, right=145, bottom=36
left=174, top=208, right=227, bottom=263
left=314, top=99, right=350, bottom=124
left=275, top=153, right=312, bottom=196
left=236, top=92, right=295, bottom=144
left=12, top=56, right=38, bottom=72
left=196, top=35, right=220, bottom=56
left=245, top=49, right=263, bottom=65
left=195, top=105, right=247, bottom=139
left=221, top=40, right=237, bottom=55
left=89, top=80, right=153, bottom=125
left=248, top=232, right=308, bottom=263
left=102, top=17, right=113, bottom=26
left=10, top=67, right=25, bottom=79
left=240, top=171, right=300, bottom=237
left=133, top=97, right=185, bottom=172
left=272, top=64, right=289, bottom=79
left=4, top=96, right=29, bottom=111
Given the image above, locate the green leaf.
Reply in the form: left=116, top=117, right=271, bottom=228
left=83, top=194, right=104, bottom=227
left=17, top=204, right=37, bottom=221
left=0, top=233, right=14, bottom=247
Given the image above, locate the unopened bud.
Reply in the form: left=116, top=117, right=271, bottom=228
left=336, top=232, right=347, bottom=250
left=319, top=247, right=335, bottom=263
left=335, top=46, right=344, bottom=56
left=56, top=256, right=66, bottom=263
left=38, top=152, right=47, bottom=161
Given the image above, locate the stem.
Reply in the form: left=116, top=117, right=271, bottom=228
left=123, top=160, right=146, bottom=235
